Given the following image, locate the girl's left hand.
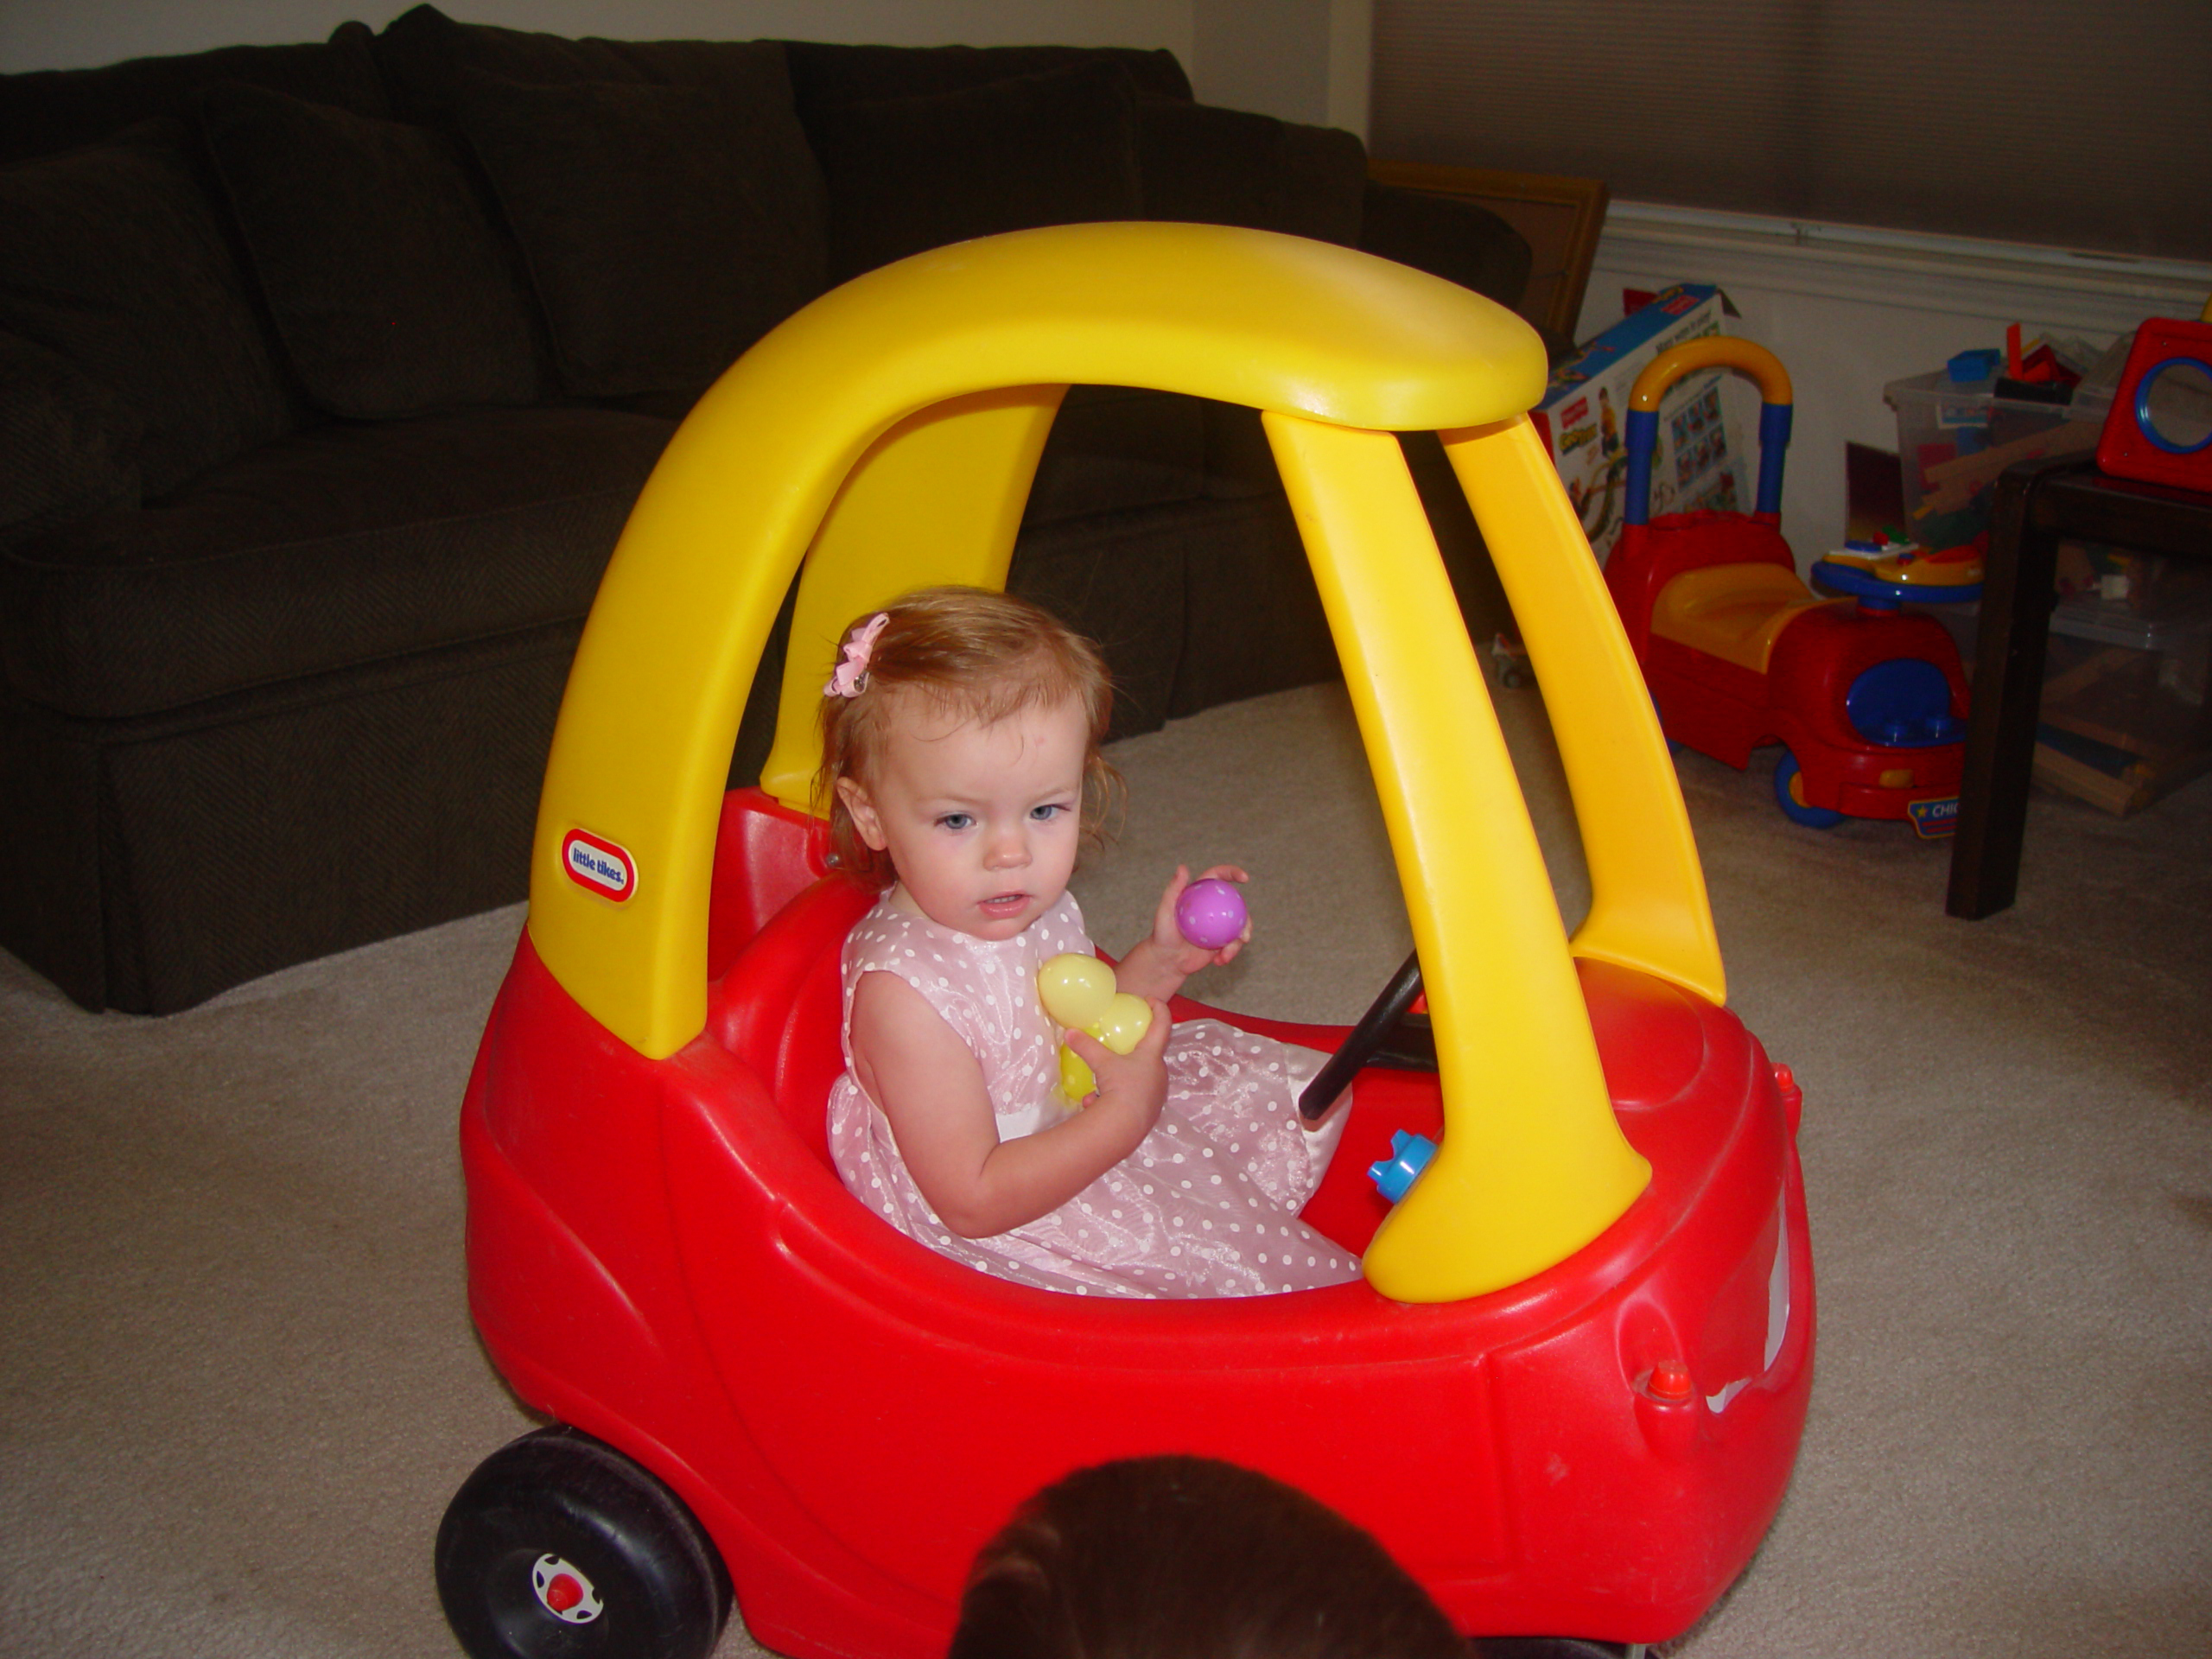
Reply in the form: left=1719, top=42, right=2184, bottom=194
left=1150, top=863, right=1251, bottom=976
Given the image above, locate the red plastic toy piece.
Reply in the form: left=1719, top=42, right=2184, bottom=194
left=2095, top=317, right=2212, bottom=492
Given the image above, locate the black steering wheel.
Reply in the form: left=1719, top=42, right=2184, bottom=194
left=1296, top=950, right=1437, bottom=1120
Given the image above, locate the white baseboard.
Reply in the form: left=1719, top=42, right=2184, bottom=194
left=1596, top=201, right=2211, bottom=339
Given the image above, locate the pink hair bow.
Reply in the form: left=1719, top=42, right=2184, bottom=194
left=823, top=613, right=890, bottom=698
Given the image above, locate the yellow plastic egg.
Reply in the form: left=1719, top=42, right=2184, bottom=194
left=1090, top=992, right=1153, bottom=1055
left=1038, top=952, right=1115, bottom=1032
left=1058, top=1042, right=1096, bottom=1104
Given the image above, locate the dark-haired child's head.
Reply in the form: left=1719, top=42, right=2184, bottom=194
left=950, top=1456, right=1465, bottom=1659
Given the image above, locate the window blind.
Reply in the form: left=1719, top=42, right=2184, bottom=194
left=1370, top=1, right=2212, bottom=263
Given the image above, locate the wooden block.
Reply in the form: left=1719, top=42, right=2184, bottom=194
left=2034, top=738, right=2154, bottom=814
left=1913, top=420, right=2104, bottom=515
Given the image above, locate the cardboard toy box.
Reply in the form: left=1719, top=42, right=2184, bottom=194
left=1533, top=283, right=1754, bottom=564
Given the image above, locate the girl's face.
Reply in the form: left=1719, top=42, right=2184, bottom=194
left=837, top=691, right=1090, bottom=942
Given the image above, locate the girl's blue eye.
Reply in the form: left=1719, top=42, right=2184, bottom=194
left=938, top=812, right=973, bottom=831
left=1030, top=803, right=1068, bottom=822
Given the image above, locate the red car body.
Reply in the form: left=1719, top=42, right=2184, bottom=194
left=459, top=791, right=1815, bottom=1656
left=439, top=226, right=1818, bottom=1659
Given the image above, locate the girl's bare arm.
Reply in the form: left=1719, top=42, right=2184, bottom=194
left=849, top=970, right=1170, bottom=1238
left=1113, top=863, right=1252, bottom=1003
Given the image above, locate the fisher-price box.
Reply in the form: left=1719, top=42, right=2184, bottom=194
left=1534, top=284, right=1753, bottom=564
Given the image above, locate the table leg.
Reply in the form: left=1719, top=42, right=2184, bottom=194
left=1948, top=465, right=2063, bottom=918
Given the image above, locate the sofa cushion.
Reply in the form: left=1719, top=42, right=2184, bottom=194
left=1164, top=494, right=1339, bottom=718
left=0, top=329, right=145, bottom=542
left=197, top=81, right=544, bottom=419
left=447, top=72, right=826, bottom=397
left=809, top=60, right=1144, bottom=282
left=1273, top=122, right=1370, bottom=247
left=1358, top=181, right=1532, bottom=311
left=376, top=4, right=808, bottom=105
left=1024, top=386, right=1208, bottom=527
left=1136, top=98, right=1286, bottom=232
left=3, top=624, right=583, bottom=1015
left=0, top=22, right=390, bottom=165
left=1136, top=99, right=1366, bottom=246
left=372, top=6, right=831, bottom=394
left=782, top=41, right=1192, bottom=130
left=0, top=405, right=675, bottom=721
left=0, top=119, right=295, bottom=501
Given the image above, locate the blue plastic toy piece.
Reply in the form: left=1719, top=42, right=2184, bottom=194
left=1808, top=558, right=1982, bottom=607
left=1368, top=1131, right=1438, bottom=1204
left=1844, top=658, right=1966, bottom=748
left=1772, top=751, right=1845, bottom=830
left=1948, top=348, right=2004, bottom=384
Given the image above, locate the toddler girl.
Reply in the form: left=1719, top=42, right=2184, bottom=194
left=817, top=587, right=1358, bottom=1299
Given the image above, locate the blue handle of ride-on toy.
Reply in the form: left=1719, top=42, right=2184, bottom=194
left=1623, top=409, right=1661, bottom=529
left=1757, top=402, right=1792, bottom=515
left=1622, top=374, right=1792, bottom=527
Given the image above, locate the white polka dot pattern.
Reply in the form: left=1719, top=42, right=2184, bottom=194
left=826, top=892, right=1360, bottom=1299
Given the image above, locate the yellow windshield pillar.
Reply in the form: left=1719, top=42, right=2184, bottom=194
left=1444, top=418, right=1726, bottom=1005
left=1268, top=412, right=1652, bottom=1302
left=756, top=386, right=1066, bottom=810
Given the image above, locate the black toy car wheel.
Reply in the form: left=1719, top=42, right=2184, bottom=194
left=435, top=1427, right=732, bottom=1659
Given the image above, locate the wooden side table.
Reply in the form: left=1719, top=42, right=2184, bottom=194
left=1947, top=456, right=2212, bottom=918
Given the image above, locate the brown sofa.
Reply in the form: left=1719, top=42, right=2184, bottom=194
left=0, top=6, right=1532, bottom=1013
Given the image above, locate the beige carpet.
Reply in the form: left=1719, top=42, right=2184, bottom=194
left=3, top=679, right=2208, bottom=1657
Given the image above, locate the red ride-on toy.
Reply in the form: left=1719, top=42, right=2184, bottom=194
left=1604, top=338, right=1973, bottom=835
left=433, top=224, right=1814, bottom=1659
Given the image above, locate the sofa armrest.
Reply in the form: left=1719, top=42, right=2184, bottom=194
left=1358, top=179, right=1532, bottom=314
left=1363, top=162, right=1608, bottom=362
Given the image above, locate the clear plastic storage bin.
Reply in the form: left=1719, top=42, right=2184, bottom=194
left=1885, top=367, right=2106, bottom=550
left=2035, top=557, right=2212, bottom=815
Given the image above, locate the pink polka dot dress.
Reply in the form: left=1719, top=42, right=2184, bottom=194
left=827, top=892, right=1361, bottom=1299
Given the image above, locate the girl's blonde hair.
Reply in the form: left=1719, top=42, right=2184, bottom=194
left=815, top=587, right=1122, bottom=887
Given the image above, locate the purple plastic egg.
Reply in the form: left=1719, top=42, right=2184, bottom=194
left=1175, top=878, right=1248, bottom=950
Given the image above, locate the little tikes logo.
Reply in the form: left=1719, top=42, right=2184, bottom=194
left=561, top=829, right=637, bottom=902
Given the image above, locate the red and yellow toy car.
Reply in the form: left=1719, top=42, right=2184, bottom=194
left=434, top=224, right=1815, bottom=1659
left=1604, top=339, right=1973, bottom=835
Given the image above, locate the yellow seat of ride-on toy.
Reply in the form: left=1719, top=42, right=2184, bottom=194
left=1650, top=563, right=1841, bottom=677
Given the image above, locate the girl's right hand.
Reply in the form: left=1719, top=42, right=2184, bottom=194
left=1064, top=999, right=1171, bottom=1144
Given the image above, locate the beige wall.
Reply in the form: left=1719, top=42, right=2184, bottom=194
left=1183, top=0, right=1367, bottom=137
